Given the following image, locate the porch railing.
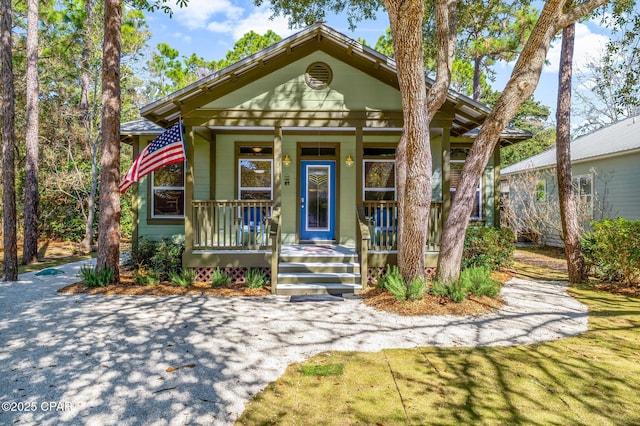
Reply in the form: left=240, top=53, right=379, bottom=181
left=192, top=200, right=274, bottom=250
left=363, top=201, right=442, bottom=252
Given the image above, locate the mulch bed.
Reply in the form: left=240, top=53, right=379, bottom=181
left=58, top=267, right=512, bottom=316
left=57, top=268, right=271, bottom=297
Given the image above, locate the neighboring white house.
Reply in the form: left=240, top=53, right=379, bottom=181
left=501, top=116, right=640, bottom=247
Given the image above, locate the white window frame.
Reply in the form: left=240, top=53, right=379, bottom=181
left=363, top=159, right=396, bottom=201
left=151, top=162, right=185, bottom=219
left=573, top=173, right=594, bottom=218
left=450, top=159, right=482, bottom=220
left=238, top=158, right=274, bottom=200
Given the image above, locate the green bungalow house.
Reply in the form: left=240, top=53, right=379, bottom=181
left=121, top=23, right=526, bottom=295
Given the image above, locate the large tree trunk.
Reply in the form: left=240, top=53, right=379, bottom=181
left=472, top=56, right=482, bottom=101
left=79, top=0, right=93, bottom=127
left=1, top=0, right=17, bottom=281
left=80, top=134, right=100, bottom=253
left=436, top=0, right=607, bottom=283
left=385, top=0, right=430, bottom=282
left=23, top=0, right=40, bottom=265
left=79, top=0, right=97, bottom=253
left=384, top=0, right=456, bottom=282
left=556, top=21, right=588, bottom=283
left=97, top=0, right=122, bottom=281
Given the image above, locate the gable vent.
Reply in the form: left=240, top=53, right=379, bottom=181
left=305, top=62, right=332, bottom=89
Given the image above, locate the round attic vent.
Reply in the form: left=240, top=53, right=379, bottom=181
left=305, top=62, right=332, bottom=89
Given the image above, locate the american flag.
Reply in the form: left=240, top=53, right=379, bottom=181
left=119, top=121, right=185, bottom=193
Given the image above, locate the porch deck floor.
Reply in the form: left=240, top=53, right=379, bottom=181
left=280, top=244, right=357, bottom=257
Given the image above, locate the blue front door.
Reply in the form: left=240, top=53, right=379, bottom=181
left=300, top=160, right=336, bottom=241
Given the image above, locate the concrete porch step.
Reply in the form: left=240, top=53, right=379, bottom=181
left=276, top=283, right=362, bottom=295
left=277, top=272, right=361, bottom=285
left=278, top=261, right=360, bottom=274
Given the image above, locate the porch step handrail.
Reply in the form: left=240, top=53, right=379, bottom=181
left=363, top=200, right=442, bottom=251
left=192, top=199, right=274, bottom=250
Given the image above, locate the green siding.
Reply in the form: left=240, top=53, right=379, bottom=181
left=205, top=51, right=402, bottom=112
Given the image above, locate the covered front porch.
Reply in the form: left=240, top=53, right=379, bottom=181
left=182, top=198, right=443, bottom=294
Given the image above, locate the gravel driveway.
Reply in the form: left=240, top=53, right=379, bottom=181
left=0, top=258, right=587, bottom=425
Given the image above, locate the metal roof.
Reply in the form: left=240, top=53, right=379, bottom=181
left=502, top=115, right=640, bottom=175
left=139, top=22, right=492, bottom=137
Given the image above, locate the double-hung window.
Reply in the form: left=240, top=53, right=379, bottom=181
left=237, top=144, right=274, bottom=200
left=573, top=174, right=593, bottom=217
left=363, top=160, right=396, bottom=201
left=450, top=160, right=482, bottom=220
left=151, top=162, right=185, bottom=218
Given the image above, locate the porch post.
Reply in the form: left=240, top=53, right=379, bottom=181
left=441, top=127, right=451, bottom=231
left=355, top=126, right=363, bottom=205
left=273, top=125, right=282, bottom=207
left=184, top=125, right=195, bottom=255
left=493, top=146, right=501, bottom=227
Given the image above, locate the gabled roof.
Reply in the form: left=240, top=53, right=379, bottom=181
left=140, top=22, right=492, bottom=137
left=502, top=115, right=640, bottom=175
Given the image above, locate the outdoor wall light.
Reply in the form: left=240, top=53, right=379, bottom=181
left=345, top=153, right=354, bottom=168
left=283, top=154, right=292, bottom=167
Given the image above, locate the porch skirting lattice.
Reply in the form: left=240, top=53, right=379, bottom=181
left=193, top=267, right=271, bottom=284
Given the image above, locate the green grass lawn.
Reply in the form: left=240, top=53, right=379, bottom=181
left=237, top=260, right=640, bottom=425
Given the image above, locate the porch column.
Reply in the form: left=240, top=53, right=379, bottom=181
left=493, top=146, right=501, bottom=227
left=441, top=127, right=451, bottom=230
left=355, top=127, right=363, bottom=205
left=273, top=125, right=282, bottom=207
left=184, top=125, right=195, bottom=254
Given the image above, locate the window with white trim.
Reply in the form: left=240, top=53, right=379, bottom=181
left=152, top=162, right=185, bottom=218
left=363, top=159, right=396, bottom=201
left=450, top=160, right=482, bottom=219
left=573, top=174, right=593, bottom=216
left=238, top=159, right=273, bottom=200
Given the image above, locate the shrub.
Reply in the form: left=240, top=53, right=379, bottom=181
left=245, top=269, right=268, bottom=289
left=126, top=236, right=185, bottom=281
left=407, top=278, right=427, bottom=300
left=151, top=236, right=185, bottom=280
left=582, top=218, right=640, bottom=283
left=210, top=268, right=232, bottom=288
left=431, top=279, right=467, bottom=302
left=460, top=266, right=501, bottom=298
left=134, top=269, right=159, bottom=286
left=79, top=265, right=114, bottom=288
left=463, top=227, right=515, bottom=271
left=169, top=269, right=196, bottom=288
left=381, top=265, right=408, bottom=301
left=431, top=267, right=500, bottom=302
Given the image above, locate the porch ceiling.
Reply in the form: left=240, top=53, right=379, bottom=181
left=140, top=23, right=491, bottom=138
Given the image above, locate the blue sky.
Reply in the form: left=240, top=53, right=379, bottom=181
left=144, top=0, right=613, bottom=118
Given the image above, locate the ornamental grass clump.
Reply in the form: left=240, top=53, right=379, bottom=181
left=431, top=266, right=501, bottom=302
left=380, top=265, right=427, bottom=301
left=245, top=269, right=268, bottom=289
left=79, top=265, right=114, bottom=288
left=169, top=269, right=196, bottom=288
left=210, top=268, right=232, bottom=288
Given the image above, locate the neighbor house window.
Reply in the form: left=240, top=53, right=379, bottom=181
left=363, top=159, right=396, bottom=201
left=238, top=159, right=273, bottom=200
left=573, top=174, right=593, bottom=215
left=152, top=162, right=185, bottom=218
left=535, top=180, right=547, bottom=202
left=450, top=160, right=482, bottom=219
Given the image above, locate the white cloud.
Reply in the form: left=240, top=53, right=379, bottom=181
left=171, top=32, right=192, bottom=44
left=543, top=22, right=609, bottom=74
left=205, top=5, right=296, bottom=41
left=170, top=0, right=243, bottom=30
